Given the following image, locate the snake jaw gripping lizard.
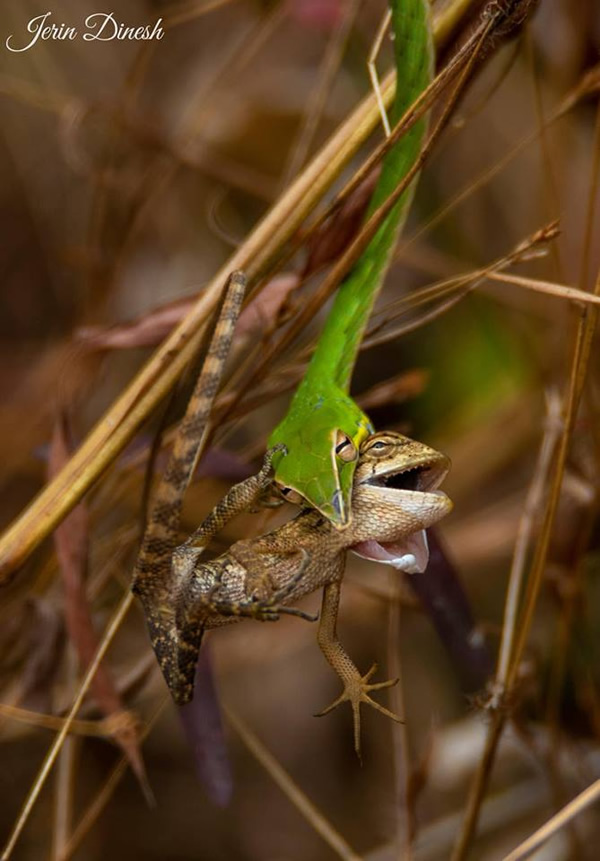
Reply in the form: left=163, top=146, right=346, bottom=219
left=268, top=384, right=373, bottom=527
left=133, top=271, right=452, bottom=754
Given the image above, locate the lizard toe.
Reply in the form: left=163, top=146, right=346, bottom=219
left=314, top=667, right=403, bottom=756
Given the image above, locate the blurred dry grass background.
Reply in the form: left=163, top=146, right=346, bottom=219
left=1, top=0, right=600, bottom=858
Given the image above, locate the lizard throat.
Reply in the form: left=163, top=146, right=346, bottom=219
left=351, top=530, right=430, bottom=574
left=351, top=454, right=452, bottom=574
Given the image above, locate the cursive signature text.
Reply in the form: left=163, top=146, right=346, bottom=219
left=6, top=12, right=164, bottom=52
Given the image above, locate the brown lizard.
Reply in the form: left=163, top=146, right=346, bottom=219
left=132, top=271, right=453, bottom=753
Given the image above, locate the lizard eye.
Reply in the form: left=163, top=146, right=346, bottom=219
left=278, top=485, right=304, bottom=505
left=335, top=431, right=358, bottom=463
left=369, top=440, right=390, bottom=456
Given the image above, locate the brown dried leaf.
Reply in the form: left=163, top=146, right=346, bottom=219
left=74, top=274, right=300, bottom=352
left=75, top=296, right=194, bottom=351
left=49, top=413, right=152, bottom=803
left=303, top=169, right=379, bottom=276
left=357, top=369, right=429, bottom=411
left=20, top=600, right=64, bottom=714
left=237, top=273, right=299, bottom=339
left=178, top=645, right=232, bottom=806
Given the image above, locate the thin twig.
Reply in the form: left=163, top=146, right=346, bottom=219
left=368, top=9, right=393, bottom=137
left=56, top=697, right=167, bottom=861
left=51, top=655, right=78, bottom=861
left=503, top=778, right=600, bottom=861
left=492, top=389, right=562, bottom=699
left=224, top=704, right=362, bottom=861
left=282, top=0, right=360, bottom=186
left=487, top=271, right=600, bottom=306
left=406, top=67, right=600, bottom=253
left=1, top=593, right=134, bottom=860
left=0, top=702, right=138, bottom=740
left=387, top=576, right=413, bottom=858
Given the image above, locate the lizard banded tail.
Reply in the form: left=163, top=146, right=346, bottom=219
left=132, top=271, right=247, bottom=692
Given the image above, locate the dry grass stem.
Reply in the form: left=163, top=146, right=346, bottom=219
left=387, top=578, right=413, bottom=857
left=55, top=697, right=168, bottom=861
left=487, top=271, right=600, bottom=306
left=503, top=777, right=600, bottom=861
left=224, top=704, right=362, bottom=861
left=492, top=390, right=562, bottom=697
left=281, top=0, right=360, bottom=186
left=406, top=67, right=600, bottom=252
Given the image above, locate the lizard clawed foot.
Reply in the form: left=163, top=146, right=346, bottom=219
left=213, top=598, right=316, bottom=623
left=315, top=663, right=403, bottom=758
left=275, top=606, right=318, bottom=623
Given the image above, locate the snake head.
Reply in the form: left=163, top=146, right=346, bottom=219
left=268, top=389, right=372, bottom=528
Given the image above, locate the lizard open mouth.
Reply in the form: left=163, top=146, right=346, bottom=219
left=352, top=455, right=451, bottom=574
left=364, top=457, right=448, bottom=494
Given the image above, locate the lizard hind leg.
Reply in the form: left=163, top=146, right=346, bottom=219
left=259, top=548, right=319, bottom=622
left=171, top=545, right=315, bottom=706
left=316, top=581, right=402, bottom=758
left=208, top=548, right=318, bottom=623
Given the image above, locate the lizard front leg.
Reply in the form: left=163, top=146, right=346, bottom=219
left=179, top=445, right=286, bottom=549
left=170, top=443, right=286, bottom=596
left=316, top=579, right=402, bottom=757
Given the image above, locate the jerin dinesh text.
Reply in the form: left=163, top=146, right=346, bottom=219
left=6, top=12, right=165, bottom=52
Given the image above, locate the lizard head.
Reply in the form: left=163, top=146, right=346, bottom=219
left=351, top=431, right=452, bottom=574
left=354, top=431, right=450, bottom=492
